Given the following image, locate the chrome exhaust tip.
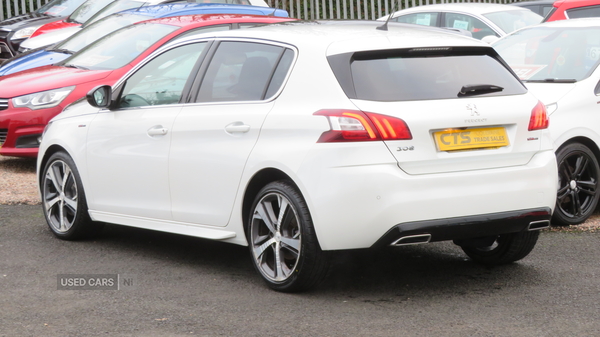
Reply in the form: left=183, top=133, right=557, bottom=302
left=390, top=234, right=432, bottom=246
left=528, top=220, right=550, bottom=231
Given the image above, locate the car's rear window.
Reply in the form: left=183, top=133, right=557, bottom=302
left=329, top=48, right=526, bottom=101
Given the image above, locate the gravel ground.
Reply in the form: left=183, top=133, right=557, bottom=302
left=1, top=154, right=598, bottom=231
left=0, top=155, right=40, bottom=205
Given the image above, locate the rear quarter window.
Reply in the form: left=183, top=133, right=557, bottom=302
left=566, top=5, right=600, bottom=19
left=329, top=47, right=526, bottom=101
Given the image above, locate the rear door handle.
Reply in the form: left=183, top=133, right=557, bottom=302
left=147, top=126, right=168, bottom=136
left=225, top=122, right=250, bottom=134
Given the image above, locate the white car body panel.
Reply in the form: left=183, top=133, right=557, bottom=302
left=525, top=82, right=577, bottom=106
left=85, top=104, right=183, bottom=219
left=527, top=74, right=600, bottom=151
left=350, top=95, right=549, bottom=175
left=169, top=101, right=276, bottom=226
left=379, top=3, right=542, bottom=39
left=20, top=26, right=80, bottom=50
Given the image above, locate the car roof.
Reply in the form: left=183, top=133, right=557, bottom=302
left=390, top=3, right=530, bottom=16
left=554, top=0, right=600, bottom=6
left=173, top=20, right=487, bottom=54
left=120, top=3, right=285, bottom=17
left=512, top=0, right=555, bottom=5
left=135, top=13, right=292, bottom=27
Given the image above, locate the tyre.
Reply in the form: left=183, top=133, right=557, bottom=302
left=459, top=231, right=539, bottom=265
left=41, top=151, right=102, bottom=240
left=553, top=143, right=600, bottom=226
left=247, top=181, right=329, bottom=292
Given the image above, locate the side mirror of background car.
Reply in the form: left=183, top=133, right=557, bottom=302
left=441, top=27, right=473, bottom=38
left=86, top=85, right=112, bottom=109
left=481, top=35, right=500, bottom=44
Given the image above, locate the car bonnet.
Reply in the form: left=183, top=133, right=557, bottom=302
left=0, top=65, right=112, bottom=98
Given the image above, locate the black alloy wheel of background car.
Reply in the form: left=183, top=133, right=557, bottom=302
left=553, top=143, right=600, bottom=226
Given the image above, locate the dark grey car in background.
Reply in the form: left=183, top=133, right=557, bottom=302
left=0, top=0, right=86, bottom=60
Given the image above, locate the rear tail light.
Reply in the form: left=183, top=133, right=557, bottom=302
left=528, top=101, right=549, bottom=131
left=314, top=109, right=412, bottom=142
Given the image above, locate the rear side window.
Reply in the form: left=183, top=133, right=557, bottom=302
left=197, top=41, right=292, bottom=102
left=329, top=48, right=526, bottom=102
left=393, top=12, right=439, bottom=26
left=444, top=13, right=498, bottom=39
left=566, top=5, right=600, bottom=19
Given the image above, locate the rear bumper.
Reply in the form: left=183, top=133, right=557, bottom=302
left=372, top=207, right=551, bottom=248
left=298, top=146, right=557, bottom=251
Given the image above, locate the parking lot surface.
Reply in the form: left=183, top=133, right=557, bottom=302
left=1, top=204, right=599, bottom=336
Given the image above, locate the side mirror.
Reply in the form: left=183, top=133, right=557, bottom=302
left=86, top=85, right=112, bottom=108
left=441, top=27, right=473, bottom=38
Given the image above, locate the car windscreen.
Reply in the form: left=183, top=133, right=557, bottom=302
left=483, top=9, right=542, bottom=34
left=83, top=0, right=147, bottom=27
left=63, top=22, right=179, bottom=70
left=37, top=0, right=87, bottom=17
left=329, top=48, right=526, bottom=102
left=67, top=0, right=116, bottom=24
left=493, top=26, right=600, bottom=82
left=55, top=13, right=150, bottom=53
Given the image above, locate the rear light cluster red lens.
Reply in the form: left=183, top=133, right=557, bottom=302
left=314, top=109, right=412, bottom=142
left=528, top=101, right=549, bottom=131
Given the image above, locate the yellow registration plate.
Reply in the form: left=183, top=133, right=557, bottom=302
left=434, top=127, right=509, bottom=151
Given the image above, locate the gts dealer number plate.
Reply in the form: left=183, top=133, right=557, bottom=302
left=434, top=127, right=509, bottom=151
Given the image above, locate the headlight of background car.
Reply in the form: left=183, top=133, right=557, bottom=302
left=11, top=25, right=42, bottom=40
left=13, top=86, right=75, bottom=110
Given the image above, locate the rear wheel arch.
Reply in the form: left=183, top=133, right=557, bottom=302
left=243, top=174, right=330, bottom=291
left=556, top=137, right=600, bottom=161
left=242, top=168, right=295, bottom=231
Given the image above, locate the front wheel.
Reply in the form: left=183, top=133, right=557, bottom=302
left=458, top=231, right=539, bottom=265
left=247, top=181, right=329, bottom=292
left=553, top=143, right=600, bottom=226
left=41, top=151, right=102, bottom=240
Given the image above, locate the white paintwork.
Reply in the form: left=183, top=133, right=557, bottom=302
left=85, top=104, right=183, bottom=220
left=381, top=3, right=533, bottom=17
left=38, top=22, right=557, bottom=250
left=19, top=26, right=80, bottom=51
left=493, top=18, right=600, bottom=155
left=169, top=100, right=276, bottom=226
left=379, top=3, right=542, bottom=38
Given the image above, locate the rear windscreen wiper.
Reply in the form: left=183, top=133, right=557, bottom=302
left=524, top=78, right=577, bottom=83
left=458, top=84, right=504, bottom=97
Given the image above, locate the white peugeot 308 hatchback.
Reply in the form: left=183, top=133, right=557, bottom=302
left=37, top=20, right=557, bottom=292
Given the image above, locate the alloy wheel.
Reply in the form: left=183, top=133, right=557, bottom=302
left=556, top=148, right=598, bottom=223
left=250, top=192, right=301, bottom=283
left=43, top=159, right=79, bottom=233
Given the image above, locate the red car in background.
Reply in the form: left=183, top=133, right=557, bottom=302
left=544, top=0, right=600, bottom=22
left=0, top=14, right=293, bottom=158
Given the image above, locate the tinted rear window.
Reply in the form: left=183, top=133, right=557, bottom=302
left=329, top=48, right=526, bottom=101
